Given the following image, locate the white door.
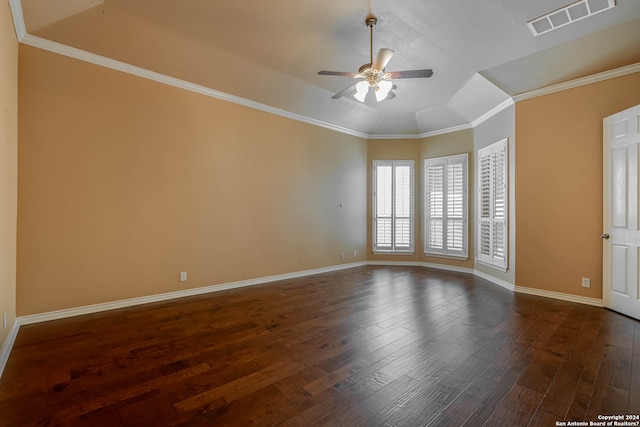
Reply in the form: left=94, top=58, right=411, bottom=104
left=603, top=104, right=640, bottom=320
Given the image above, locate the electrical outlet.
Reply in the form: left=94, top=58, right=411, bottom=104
left=353, top=250, right=357, bottom=258
left=340, top=252, right=345, bottom=260
left=180, top=272, right=188, bottom=282
left=581, top=277, right=591, bottom=288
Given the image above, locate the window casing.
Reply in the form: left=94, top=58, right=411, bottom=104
left=424, top=154, right=468, bottom=259
left=477, top=139, right=508, bottom=270
left=373, top=160, right=414, bottom=253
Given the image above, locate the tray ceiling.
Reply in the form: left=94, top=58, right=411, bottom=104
left=16, top=0, right=640, bottom=137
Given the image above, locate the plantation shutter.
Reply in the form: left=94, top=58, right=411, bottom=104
left=375, top=164, right=393, bottom=250
left=425, top=154, right=468, bottom=258
left=426, top=160, right=445, bottom=253
left=477, top=139, right=508, bottom=270
left=447, top=159, right=466, bottom=253
left=394, top=164, right=412, bottom=250
left=373, top=161, right=414, bottom=253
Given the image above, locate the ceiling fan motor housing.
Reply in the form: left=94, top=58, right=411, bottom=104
left=358, top=63, right=391, bottom=87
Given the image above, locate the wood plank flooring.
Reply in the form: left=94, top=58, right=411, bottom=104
left=1, top=266, right=639, bottom=426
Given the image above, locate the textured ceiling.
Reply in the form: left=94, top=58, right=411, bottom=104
left=17, top=0, right=640, bottom=137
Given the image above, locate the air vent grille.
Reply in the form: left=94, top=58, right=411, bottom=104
left=527, top=0, right=616, bottom=36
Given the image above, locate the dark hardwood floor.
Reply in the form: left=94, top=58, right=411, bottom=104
left=1, top=266, right=638, bottom=426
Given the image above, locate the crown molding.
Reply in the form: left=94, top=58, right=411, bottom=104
left=367, top=123, right=474, bottom=140
left=19, top=34, right=370, bottom=140
left=367, top=100, right=516, bottom=141
left=471, top=98, right=515, bottom=128
left=513, top=61, right=640, bottom=102
left=418, top=123, right=474, bottom=139
left=367, top=133, right=424, bottom=140
left=8, top=0, right=26, bottom=41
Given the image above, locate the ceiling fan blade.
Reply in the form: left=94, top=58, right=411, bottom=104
left=318, top=71, right=360, bottom=77
left=331, top=83, right=358, bottom=99
left=372, top=48, right=394, bottom=71
left=387, top=69, right=433, bottom=79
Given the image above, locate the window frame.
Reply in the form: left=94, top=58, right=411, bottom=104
left=476, top=139, right=508, bottom=271
left=424, top=153, right=469, bottom=259
left=372, top=160, right=415, bottom=254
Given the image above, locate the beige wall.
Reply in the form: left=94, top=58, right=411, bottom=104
left=17, top=45, right=367, bottom=316
left=516, top=72, right=640, bottom=298
left=0, top=1, right=18, bottom=345
left=367, top=129, right=474, bottom=269
left=30, top=3, right=374, bottom=132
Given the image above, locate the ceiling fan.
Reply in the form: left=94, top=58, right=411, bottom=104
left=318, top=15, right=433, bottom=103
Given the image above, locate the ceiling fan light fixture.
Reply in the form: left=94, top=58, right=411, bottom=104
left=354, top=80, right=369, bottom=102
left=375, top=80, right=393, bottom=102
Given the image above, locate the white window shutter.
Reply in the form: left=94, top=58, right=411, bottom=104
left=425, top=160, right=445, bottom=253
left=375, top=164, right=393, bottom=250
left=492, top=146, right=507, bottom=265
left=424, top=154, right=468, bottom=258
left=477, top=139, right=508, bottom=270
left=373, top=161, right=414, bottom=253
left=446, top=160, right=465, bottom=253
left=394, top=165, right=412, bottom=249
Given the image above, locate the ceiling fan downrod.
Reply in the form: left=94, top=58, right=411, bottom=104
left=359, top=16, right=385, bottom=86
left=366, top=16, right=377, bottom=65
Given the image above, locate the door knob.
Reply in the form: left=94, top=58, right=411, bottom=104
left=600, top=233, right=610, bottom=239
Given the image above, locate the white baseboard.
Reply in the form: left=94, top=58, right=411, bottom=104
left=0, top=321, right=20, bottom=378
left=367, top=261, right=604, bottom=309
left=368, top=260, right=426, bottom=267
left=0, top=261, right=367, bottom=378
left=515, top=286, right=603, bottom=307
left=0, top=260, right=605, bottom=379
left=368, top=260, right=475, bottom=275
left=425, top=262, right=475, bottom=275
left=473, top=269, right=516, bottom=291
left=18, top=261, right=367, bottom=325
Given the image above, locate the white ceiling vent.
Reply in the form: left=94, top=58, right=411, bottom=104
left=527, top=0, right=616, bottom=36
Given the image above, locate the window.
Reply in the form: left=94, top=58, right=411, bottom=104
left=477, top=139, right=508, bottom=270
left=424, top=154, right=468, bottom=258
left=373, top=160, right=414, bottom=253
